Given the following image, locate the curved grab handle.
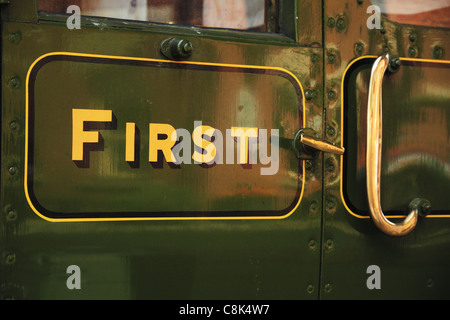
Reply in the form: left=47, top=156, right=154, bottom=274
left=366, top=54, right=428, bottom=236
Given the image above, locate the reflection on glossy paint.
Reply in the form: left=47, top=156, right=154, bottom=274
left=386, top=107, right=449, bottom=177
left=370, top=0, right=450, bottom=28
left=38, top=0, right=267, bottom=31
left=386, top=154, right=450, bottom=178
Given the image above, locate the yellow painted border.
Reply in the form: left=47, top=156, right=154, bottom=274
left=340, top=55, right=450, bottom=219
left=25, top=51, right=306, bottom=222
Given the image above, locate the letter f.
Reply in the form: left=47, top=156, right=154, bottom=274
left=72, top=109, right=112, bottom=161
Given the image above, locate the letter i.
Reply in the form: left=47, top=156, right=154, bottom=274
left=126, top=122, right=136, bottom=162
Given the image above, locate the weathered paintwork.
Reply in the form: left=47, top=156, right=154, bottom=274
left=0, top=0, right=449, bottom=300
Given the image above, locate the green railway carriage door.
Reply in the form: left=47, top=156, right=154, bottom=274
left=2, top=0, right=449, bottom=301
left=1, top=0, right=326, bottom=299
left=322, top=0, right=450, bottom=299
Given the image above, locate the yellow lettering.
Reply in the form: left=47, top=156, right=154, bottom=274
left=230, top=127, right=258, bottom=164
left=125, top=122, right=135, bottom=162
left=192, top=125, right=216, bottom=164
left=72, top=109, right=112, bottom=161
left=149, top=123, right=176, bottom=163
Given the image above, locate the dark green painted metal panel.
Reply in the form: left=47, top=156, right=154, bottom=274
left=1, top=1, right=324, bottom=299
left=3, top=0, right=448, bottom=301
left=321, top=0, right=450, bottom=299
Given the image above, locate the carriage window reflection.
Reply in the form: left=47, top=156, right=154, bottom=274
left=370, top=0, right=450, bottom=28
left=37, top=0, right=271, bottom=32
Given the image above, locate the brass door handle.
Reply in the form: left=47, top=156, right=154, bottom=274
left=300, top=132, right=345, bottom=155
left=366, top=54, right=430, bottom=236
left=292, top=128, right=344, bottom=160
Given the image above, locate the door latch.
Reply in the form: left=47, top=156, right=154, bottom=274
left=160, top=37, right=193, bottom=60
left=292, top=128, right=344, bottom=160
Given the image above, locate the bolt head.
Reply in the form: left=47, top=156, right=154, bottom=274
left=9, top=32, right=21, bottom=44
left=9, top=121, right=19, bottom=131
left=305, top=160, right=313, bottom=171
left=8, top=77, right=21, bottom=89
left=182, top=42, right=193, bottom=54
left=5, top=253, right=16, bottom=265
left=327, top=17, right=335, bottom=28
left=7, top=210, right=17, bottom=221
left=327, top=90, right=336, bottom=101
left=8, top=166, right=17, bottom=175
left=432, top=46, right=443, bottom=59
left=327, top=54, right=336, bottom=64
left=336, top=18, right=346, bottom=30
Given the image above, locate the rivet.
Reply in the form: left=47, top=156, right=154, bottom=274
left=5, top=253, right=16, bottom=265
left=8, top=76, right=21, bottom=89
left=311, top=53, right=319, bottom=63
left=326, top=126, right=336, bottom=137
left=7, top=209, right=17, bottom=221
left=408, top=46, right=417, bottom=57
left=325, top=158, right=335, bottom=172
left=309, top=200, right=319, bottom=214
left=326, top=239, right=334, bottom=250
left=9, top=31, right=21, bottom=44
left=305, top=89, right=316, bottom=101
left=327, top=53, right=336, bottom=64
left=432, top=46, right=443, bottom=59
left=9, top=121, right=19, bottom=131
left=380, top=26, right=386, bottom=34
left=308, top=240, right=316, bottom=250
left=426, top=278, right=434, bottom=288
left=305, top=160, right=313, bottom=171
left=327, top=90, right=336, bottom=101
left=409, top=33, right=416, bottom=42
left=305, top=90, right=312, bottom=100
left=383, top=46, right=390, bottom=53
left=306, top=284, right=315, bottom=294
left=324, top=283, right=332, bottom=293
left=336, top=17, right=346, bottom=31
left=8, top=166, right=17, bottom=175
left=327, top=17, right=335, bottom=28
left=326, top=198, right=336, bottom=210
left=354, top=42, right=364, bottom=56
